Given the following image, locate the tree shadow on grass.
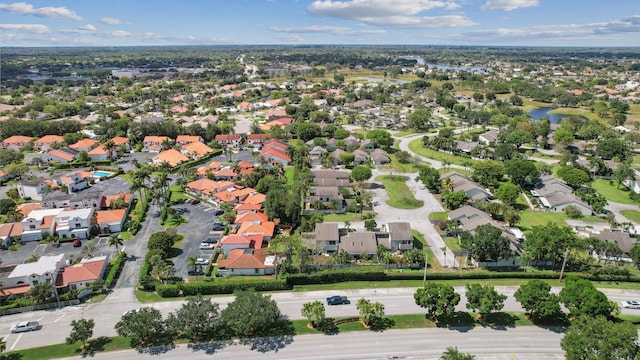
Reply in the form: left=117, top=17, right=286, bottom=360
left=1, top=354, right=23, bottom=360
left=531, top=313, right=570, bottom=333
left=136, top=344, right=175, bottom=355
left=77, top=336, right=112, bottom=357
left=369, top=317, right=395, bottom=332
left=239, top=320, right=295, bottom=353
left=188, top=340, right=231, bottom=355
left=320, top=319, right=340, bottom=335
left=478, top=312, right=518, bottom=330
left=435, top=312, right=475, bottom=332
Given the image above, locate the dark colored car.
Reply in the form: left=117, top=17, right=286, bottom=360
left=212, top=223, right=225, bottom=231
left=213, top=209, right=224, bottom=216
left=326, top=296, right=350, bottom=305
left=189, top=198, right=201, bottom=204
left=73, top=239, right=81, bottom=247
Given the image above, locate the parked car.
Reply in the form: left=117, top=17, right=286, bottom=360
left=10, top=321, right=41, bottom=333
left=212, top=223, right=225, bottom=231
left=73, top=239, right=81, bottom=247
left=195, top=257, right=209, bottom=265
left=199, top=242, right=216, bottom=250
left=213, top=209, right=224, bottom=216
left=621, top=300, right=640, bottom=309
left=326, top=295, right=350, bottom=305
left=188, top=198, right=201, bottom=205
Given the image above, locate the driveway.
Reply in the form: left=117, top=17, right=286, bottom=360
left=369, top=168, right=458, bottom=267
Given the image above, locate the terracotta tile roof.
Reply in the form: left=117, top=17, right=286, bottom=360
left=111, top=136, right=129, bottom=145
left=261, top=148, right=291, bottom=162
left=220, top=235, right=252, bottom=245
left=263, top=139, right=288, bottom=151
left=176, top=135, right=202, bottom=143
left=0, top=285, right=31, bottom=296
left=187, top=179, right=235, bottom=194
left=182, top=142, right=214, bottom=157
left=0, top=223, right=15, bottom=237
left=143, top=136, right=170, bottom=143
left=230, top=187, right=255, bottom=199
left=35, top=135, right=64, bottom=144
left=235, top=203, right=262, bottom=211
left=236, top=161, right=254, bottom=169
left=69, top=138, right=98, bottom=150
left=215, top=134, right=241, bottom=141
left=17, top=203, right=42, bottom=216
left=234, top=211, right=268, bottom=224
left=215, top=168, right=237, bottom=178
left=242, top=193, right=267, bottom=205
left=214, top=191, right=237, bottom=203
left=77, top=170, right=94, bottom=179
left=48, top=149, right=76, bottom=162
left=239, top=168, right=254, bottom=175
left=237, top=221, right=275, bottom=237
left=154, top=149, right=189, bottom=167
left=59, top=176, right=75, bottom=185
left=218, top=248, right=269, bottom=270
left=95, top=209, right=127, bottom=224
left=246, top=134, right=270, bottom=141
left=41, top=215, right=55, bottom=229
left=58, top=257, right=106, bottom=287
left=2, top=135, right=32, bottom=145
left=88, top=144, right=108, bottom=155
left=102, top=193, right=131, bottom=208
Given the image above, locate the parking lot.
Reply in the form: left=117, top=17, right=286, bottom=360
left=1, top=235, right=116, bottom=266
left=171, top=199, right=225, bottom=277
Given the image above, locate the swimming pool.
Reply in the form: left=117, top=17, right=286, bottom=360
left=93, top=171, right=113, bottom=178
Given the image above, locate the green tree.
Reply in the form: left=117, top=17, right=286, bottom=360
left=167, top=296, right=220, bottom=342
left=356, top=298, right=385, bottom=327
left=108, top=234, right=123, bottom=253
left=220, top=289, right=282, bottom=337
left=414, top=283, right=460, bottom=321
left=351, top=165, right=372, bottom=182
left=523, top=222, right=577, bottom=266
left=629, top=242, right=640, bottom=268
left=416, top=165, right=441, bottom=191
left=505, top=159, right=539, bottom=186
left=472, top=160, right=505, bottom=187
left=81, top=244, right=98, bottom=258
left=464, top=283, right=507, bottom=320
left=147, top=231, right=176, bottom=258
left=561, top=316, right=639, bottom=360
left=0, top=148, right=24, bottom=167
left=28, top=281, right=55, bottom=304
left=440, top=346, right=476, bottom=360
left=366, top=129, right=394, bottom=149
left=554, top=128, right=575, bottom=149
left=559, top=276, right=616, bottom=318
left=613, top=162, right=634, bottom=189
left=4, top=162, right=29, bottom=181
left=406, top=108, right=431, bottom=131
left=66, top=318, right=95, bottom=348
left=441, top=190, right=469, bottom=210
left=556, top=166, right=590, bottom=186
left=296, top=122, right=322, bottom=142
left=403, top=248, right=425, bottom=265
left=301, top=301, right=326, bottom=329
left=115, top=307, right=175, bottom=349
left=459, top=224, right=512, bottom=263
left=494, top=183, right=520, bottom=206
left=595, top=138, right=629, bottom=161
left=364, top=219, right=377, bottom=231
left=514, top=280, right=561, bottom=319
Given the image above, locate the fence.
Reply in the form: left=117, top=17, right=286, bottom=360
left=0, top=299, right=81, bottom=316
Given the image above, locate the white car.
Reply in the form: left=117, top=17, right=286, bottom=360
left=621, top=300, right=640, bottom=309
left=10, top=321, right=41, bottom=333
left=199, top=242, right=215, bottom=250
left=195, top=257, right=209, bottom=265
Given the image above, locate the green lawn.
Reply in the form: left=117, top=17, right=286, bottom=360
left=376, top=175, right=423, bottom=209
left=591, top=179, right=636, bottom=205
left=323, top=212, right=363, bottom=222
left=518, top=209, right=606, bottom=230
left=388, top=153, right=421, bottom=173
left=284, top=166, right=296, bottom=186
left=407, top=139, right=474, bottom=167
left=169, top=186, right=188, bottom=203
left=634, top=154, right=640, bottom=167
left=442, top=237, right=461, bottom=252
left=621, top=210, right=640, bottom=224
left=429, top=211, right=448, bottom=222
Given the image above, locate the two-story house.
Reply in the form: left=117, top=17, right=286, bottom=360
left=143, top=136, right=171, bottom=152
left=54, top=208, right=94, bottom=240
left=215, top=134, right=242, bottom=148
left=34, top=135, right=64, bottom=151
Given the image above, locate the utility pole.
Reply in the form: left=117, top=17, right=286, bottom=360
left=559, top=247, right=569, bottom=281
left=422, top=249, right=428, bottom=285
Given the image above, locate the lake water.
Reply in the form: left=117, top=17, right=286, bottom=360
left=527, top=107, right=589, bottom=124
left=398, top=57, right=489, bottom=73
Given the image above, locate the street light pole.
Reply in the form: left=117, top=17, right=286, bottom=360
left=559, top=247, right=569, bottom=281
left=423, top=249, right=428, bottom=285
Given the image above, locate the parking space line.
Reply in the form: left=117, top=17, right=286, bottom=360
left=9, top=333, right=23, bottom=350
left=33, top=244, right=47, bottom=253
left=202, top=207, right=213, bottom=212
left=54, top=314, right=66, bottom=322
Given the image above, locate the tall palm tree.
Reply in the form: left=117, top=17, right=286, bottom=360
left=441, top=177, right=454, bottom=192
left=102, top=140, right=116, bottom=161
left=108, top=235, right=123, bottom=253
left=129, top=177, right=147, bottom=203
left=440, top=346, right=476, bottom=360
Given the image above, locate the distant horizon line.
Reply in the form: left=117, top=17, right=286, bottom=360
left=2, top=44, right=640, bottom=50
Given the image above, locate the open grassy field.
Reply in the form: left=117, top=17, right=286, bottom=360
left=376, top=175, right=423, bottom=209
left=548, top=107, right=600, bottom=122
left=591, top=179, right=636, bottom=205
left=323, top=212, right=364, bottom=222
left=517, top=209, right=606, bottom=230
left=621, top=210, right=640, bottom=224
left=408, top=139, right=474, bottom=166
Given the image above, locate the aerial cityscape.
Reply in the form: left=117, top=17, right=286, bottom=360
left=1, top=1, right=640, bottom=359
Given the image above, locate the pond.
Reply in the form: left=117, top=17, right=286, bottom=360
left=527, top=107, right=589, bottom=124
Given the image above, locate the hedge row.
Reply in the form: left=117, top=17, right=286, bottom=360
left=171, top=150, right=220, bottom=174
left=156, top=279, right=291, bottom=298
left=52, top=160, right=112, bottom=169
left=105, top=252, right=127, bottom=288
left=286, top=269, right=387, bottom=286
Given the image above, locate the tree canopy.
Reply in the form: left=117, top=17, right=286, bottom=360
left=460, top=224, right=512, bottom=263
left=561, top=316, right=639, bottom=360
left=166, top=295, right=220, bottom=342
left=414, top=283, right=460, bottom=320
left=514, top=280, right=561, bottom=319
left=559, top=277, right=616, bottom=318
left=464, top=283, right=507, bottom=318
left=220, top=289, right=282, bottom=337
left=523, top=222, right=577, bottom=266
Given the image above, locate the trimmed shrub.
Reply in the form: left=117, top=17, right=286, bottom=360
left=156, top=284, right=180, bottom=298
left=105, top=252, right=126, bottom=288
left=179, top=279, right=290, bottom=296
left=286, top=269, right=387, bottom=286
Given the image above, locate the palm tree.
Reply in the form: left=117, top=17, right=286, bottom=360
left=129, top=177, right=147, bottom=202
left=441, top=177, right=454, bottom=192
left=440, top=346, right=476, bottom=360
left=0, top=336, right=6, bottom=353
left=81, top=244, right=98, bottom=258
left=108, top=235, right=123, bottom=253
left=28, top=282, right=55, bottom=304
left=102, top=140, right=116, bottom=161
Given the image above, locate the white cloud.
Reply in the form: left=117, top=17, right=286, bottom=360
left=481, top=0, right=538, bottom=11
left=0, top=23, right=49, bottom=33
left=308, top=0, right=457, bottom=18
left=361, top=15, right=475, bottom=28
left=270, top=25, right=385, bottom=35
left=0, top=2, right=82, bottom=20
left=277, top=35, right=305, bottom=42
left=79, top=24, right=96, bottom=32
left=99, top=16, right=122, bottom=25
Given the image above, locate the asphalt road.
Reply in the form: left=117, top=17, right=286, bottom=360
left=4, top=286, right=640, bottom=352
left=56, top=327, right=565, bottom=360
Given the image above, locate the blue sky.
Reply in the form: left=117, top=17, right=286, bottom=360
left=0, top=0, right=639, bottom=47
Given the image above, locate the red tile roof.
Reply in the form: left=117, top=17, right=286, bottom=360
left=58, top=257, right=106, bottom=287
left=35, top=135, right=64, bottom=145
left=69, top=138, right=98, bottom=150
left=95, top=209, right=127, bottom=224
left=217, top=247, right=270, bottom=270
